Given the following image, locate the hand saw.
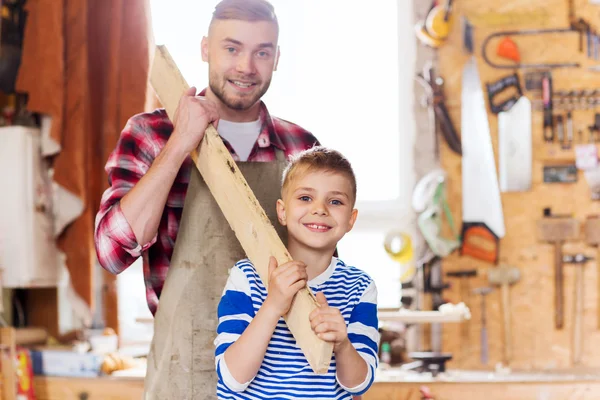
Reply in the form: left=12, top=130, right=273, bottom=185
left=461, top=56, right=506, bottom=263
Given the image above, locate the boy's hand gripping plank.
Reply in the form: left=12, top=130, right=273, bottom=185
left=150, top=45, right=333, bottom=374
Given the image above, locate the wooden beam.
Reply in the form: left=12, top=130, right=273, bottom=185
left=1, top=327, right=16, bottom=400
left=149, top=45, right=333, bottom=374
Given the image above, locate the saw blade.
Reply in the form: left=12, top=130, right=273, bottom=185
left=461, top=57, right=506, bottom=238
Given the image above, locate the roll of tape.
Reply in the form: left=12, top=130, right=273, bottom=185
left=384, top=231, right=413, bottom=264
left=384, top=231, right=416, bottom=283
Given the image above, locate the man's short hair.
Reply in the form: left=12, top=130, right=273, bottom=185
left=282, top=146, right=357, bottom=205
left=210, top=0, right=279, bottom=33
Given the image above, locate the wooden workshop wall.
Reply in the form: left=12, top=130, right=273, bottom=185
left=438, top=0, right=600, bottom=370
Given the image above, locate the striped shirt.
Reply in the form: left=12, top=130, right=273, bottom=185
left=215, top=257, right=380, bottom=399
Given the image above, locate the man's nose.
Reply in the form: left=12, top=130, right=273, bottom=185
left=236, top=54, right=256, bottom=75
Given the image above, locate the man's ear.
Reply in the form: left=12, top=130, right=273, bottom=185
left=201, top=36, right=209, bottom=62
left=274, top=46, right=280, bottom=71
left=346, top=209, right=358, bottom=233
left=276, top=199, right=287, bottom=226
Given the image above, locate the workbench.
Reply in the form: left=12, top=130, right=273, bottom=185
left=33, top=376, right=144, bottom=400
left=31, top=368, right=600, bottom=399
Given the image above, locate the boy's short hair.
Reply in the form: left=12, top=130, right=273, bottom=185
left=282, top=146, right=357, bottom=205
left=210, top=0, right=279, bottom=33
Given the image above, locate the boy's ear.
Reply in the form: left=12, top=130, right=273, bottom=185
left=346, top=209, right=358, bottom=232
left=276, top=199, right=287, bottom=226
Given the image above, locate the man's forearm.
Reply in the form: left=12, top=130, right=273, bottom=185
left=224, top=303, right=281, bottom=385
left=120, top=139, right=188, bottom=245
left=335, top=340, right=369, bottom=388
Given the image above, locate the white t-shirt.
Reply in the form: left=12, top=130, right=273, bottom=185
left=217, top=119, right=262, bottom=161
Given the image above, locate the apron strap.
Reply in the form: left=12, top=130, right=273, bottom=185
left=275, top=148, right=286, bottom=162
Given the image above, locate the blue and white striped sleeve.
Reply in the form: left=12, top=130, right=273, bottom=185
left=337, top=280, right=380, bottom=395
left=214, top=264, right=256, bottom=392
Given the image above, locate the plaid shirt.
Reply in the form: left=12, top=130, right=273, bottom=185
left=94, top=95, right=319, bottom=315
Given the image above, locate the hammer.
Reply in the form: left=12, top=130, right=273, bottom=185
left=536, top=210, right=580, bottom=329
left=563, top=253, right=593, bottom=365
left=472, top=287, right=493, bottom=364
left=488, top=264, right=521, bottom=366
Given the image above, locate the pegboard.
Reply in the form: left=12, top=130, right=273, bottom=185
left=436, top=0, right=600, bottom=370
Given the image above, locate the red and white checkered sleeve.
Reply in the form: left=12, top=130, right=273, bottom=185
left=94, top=114, right=159, bottom=275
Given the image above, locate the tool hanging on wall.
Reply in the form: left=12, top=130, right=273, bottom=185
left=496, top=37, right=520, bottom=63
left=412, top=169, right=461, bottom=258
left=542, top=71, right=554, bottom=142
left=536, top=209, right=580, bottom=330
left=415, top=0, right=454, bottom=48
left=485, top=74, right=533, bottom=192
left=472, top=287, right=493, bottom=364
left=482, top=28, right=581, bottom=69
left=529, top=89, right=600, bottom=111
left=565, top=112, right=574, bottom=149
left=415, top=63, right=463, bottom=156
left=584, top=217, right=600, bottom=330
left=543, top=165, right=578, bottom=183
left=461, top=18, right=506, bottom=264
left=563, top=253, right=593, bottom=365
left=446, top=269, right=477, bottom=364
left=488, top=264, right=521, bottom=366
left=486, top=73, right=523, bottom=114
left=423, top=256, right=450, bottom=353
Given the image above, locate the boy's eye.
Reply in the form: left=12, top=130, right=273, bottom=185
left=330, top=199, right=343, bottom=205
left=299, top=196, right=311, bottom=202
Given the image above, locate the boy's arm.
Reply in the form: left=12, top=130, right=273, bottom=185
left=335, top=281, right=380, bottom=395
left=215, top=258, right=307, bottom=392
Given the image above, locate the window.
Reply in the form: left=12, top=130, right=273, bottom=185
left=118, top=1, right=415, bottom=337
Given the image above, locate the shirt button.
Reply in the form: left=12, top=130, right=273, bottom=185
left=257, top=134, right=270, bottom=148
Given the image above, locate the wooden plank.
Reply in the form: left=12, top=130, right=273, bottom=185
left=0, top=328, right=16, bottom=400
left=149, top=45, right=333, bottom=374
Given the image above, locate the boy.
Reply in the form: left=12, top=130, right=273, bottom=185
left=214, top=146, right=380, bottom=399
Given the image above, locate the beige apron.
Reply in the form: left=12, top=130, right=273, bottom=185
left=144, top=150, right=287, bottom=400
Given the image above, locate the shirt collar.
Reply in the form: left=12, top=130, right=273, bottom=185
left=198, top=88, right=286, bottom=152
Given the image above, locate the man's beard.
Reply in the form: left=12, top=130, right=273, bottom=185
left=209, top=71, right=272, bottom=111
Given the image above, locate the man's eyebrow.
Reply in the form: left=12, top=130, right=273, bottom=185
left=222, top=38, right=243, bottom=46
left=221, top=39, right=274, bottom=50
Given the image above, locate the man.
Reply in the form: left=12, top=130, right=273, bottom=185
left=94, top=0, right=318, bottom=398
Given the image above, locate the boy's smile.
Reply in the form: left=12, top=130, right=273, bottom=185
left=277, top=170, right=358, bottom=255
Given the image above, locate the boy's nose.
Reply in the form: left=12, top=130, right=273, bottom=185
left=311, top=202, right=328, bottom=216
